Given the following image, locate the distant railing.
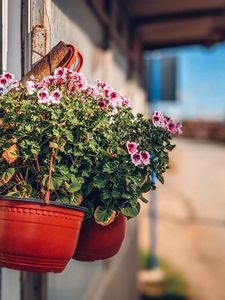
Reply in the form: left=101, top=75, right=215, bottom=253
left=181, top=121, right=225, bottom=142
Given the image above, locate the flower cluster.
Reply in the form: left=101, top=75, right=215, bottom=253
left=26, top=67, right=89, bottom=105
left=95, top=80, right=130, bottom=112
left=0, top=68, right=181, bottom=225
left=25, top=67, right=130, bottom=112
left=0, top=72, right=18, bottom=90
left=152, top=111, right=182, bottom=134
left=126, top=141, right=150, bottom=166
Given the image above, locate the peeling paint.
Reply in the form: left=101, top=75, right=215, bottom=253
left=32, top=25, right=47, bottom=64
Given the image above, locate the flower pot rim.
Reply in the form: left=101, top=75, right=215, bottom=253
left=0, top=195, right=88, bottom=212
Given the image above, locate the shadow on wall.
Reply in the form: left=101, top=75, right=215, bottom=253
left=52, top=0, right=102, bottom=46
left=52, top=0, right=128, bottom=78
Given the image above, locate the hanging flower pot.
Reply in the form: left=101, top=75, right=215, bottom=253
left=0, top=196, right=86, bottom=272
left=73, top=213, right=127, bottom=261
left=0, top=46, right=181, bottom=268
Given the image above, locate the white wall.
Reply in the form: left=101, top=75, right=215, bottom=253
left=1, top=269, right=20, bottom=300
left=6, top=0, right=22, bottom=79
left=1, top=1, right=22, bottom=298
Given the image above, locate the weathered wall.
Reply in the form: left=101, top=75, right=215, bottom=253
left=0, top=1, right=147, bottom=300
left=50, top=0, right=148, bottom=114
left=1, top=0, right=22, bottom=298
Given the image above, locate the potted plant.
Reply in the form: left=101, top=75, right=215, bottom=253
left=73, top=80, right=182, bottom=260
left=0, top=68, right=181, bottom=266
left=0, top=70, right=88, bottom=273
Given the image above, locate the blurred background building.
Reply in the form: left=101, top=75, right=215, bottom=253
left=0, top=1, right=225, bottom=300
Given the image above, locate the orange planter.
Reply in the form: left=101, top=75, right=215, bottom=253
left=73, top=213, right=127, bottom=261
left=0, top=196, right=86, bottom=273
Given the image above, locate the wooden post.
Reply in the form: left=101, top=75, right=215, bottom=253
left=20, top=272, right=46, bottom=300
left=21, top=1, right=48, bottom=299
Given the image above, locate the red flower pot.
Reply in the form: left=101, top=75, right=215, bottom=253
left=73, top=213, right=127, bottom=261
left=0, top=196, right=86, bottom=273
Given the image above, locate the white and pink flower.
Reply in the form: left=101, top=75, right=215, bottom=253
left=121, top=97, right=130, bottom=107
left=126, top=141, right=138, bottom=154
left=96, top=79, right=106, bottom=89
left=176, top=122, right=182, bottom=134
left=3, top=72, right=14, bottom=83
left=54, top=67, right=66, bottom=78
left=131, top=153, right=142, bottom=166
left=26, top=80, right=36, bottom=94
left=37, top=90, right=50, bottom=104
left=44, top=75, right=55, bottom=85
left=88, top=85, right=99, bottom=97
left=0, top=76, right=8, bottom=88
left=140, top=151, right=151, bottom=165
left=98, top=99, right=108, bottom=110
left=152, top=111, right=164, bottom=127
left=49, top=89, right=62, bottom=104
left=164, top=117, right=182, bottom=135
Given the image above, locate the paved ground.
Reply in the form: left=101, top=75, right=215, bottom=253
left=138, top=138, right=225, bottom=300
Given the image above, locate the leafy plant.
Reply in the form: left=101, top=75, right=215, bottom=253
left=0, top=69, right=181, bottom=224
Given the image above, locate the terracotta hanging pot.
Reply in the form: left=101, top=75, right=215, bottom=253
left=0, top=196, right=86, bottom=273
left=73, top=213, right=127, bottom=261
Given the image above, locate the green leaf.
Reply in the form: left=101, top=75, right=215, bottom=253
left=141, top=180, right=151, bottom=193
left=56, top=196, right=70, bottom=204
left=7, top=190, right=21, bottom=197
left=70, top=193, right=83, bottom=205
left=0, top=168, right=15, bottom=186
left=93, top=176, right=106, bottom=189
left=103, top=163, right=113, bottom=174
left=122, top=203, right=140, bottom=218
left=49, top=142, right=59, bottom=149
left=157, top=173, right=164, bottom=184
left=42, top=174, right=63, bottom=191
left=67, top=182, right=82, bottom=193
left=166, top=144, right=176, bottom=151
left=94, top=206, right=116, bottom=226
left=139, top=194, right=148, bottom=203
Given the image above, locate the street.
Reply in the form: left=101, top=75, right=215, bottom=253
left=139, top=138, right=225, bottom=300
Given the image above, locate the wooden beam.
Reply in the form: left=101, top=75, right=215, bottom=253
left=137, top=16, right=225, bottom=49
left=128, top=0, right=225, bottom=19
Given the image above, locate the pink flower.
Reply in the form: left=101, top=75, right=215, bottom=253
left=35, top=81, right=45, bottom=89
left=121, top=97, right=130, bottom=107
left=131, top=153, right=142, bottom=166
left=54, top=67, right=65, bottom=78
left=26, top=80, right=36, bottom=94
left=176, top=122, right=182, bottom=134
left=12, top=80, right=19, bottom=87
left=111, top=107, right=118, bottom=115
left=152, top=111, right=164, bottom=127
left=140, top=151, right=151, bottom=165
left=88, top=85, right=99, bottom=97
left=0, top=76, right=8, bottom=88
left=164, top=117, right=182, bottom=135
left=103, top=85, right=113, bottom=97
left=166, top=118, right=178, bottom=134
left=108, top=91, right=121, bottom=107
left=96, top=79, right=106, bottom=88
left=64, top=68, right=73, bottom=77
left=3, top=72, right=14, bottom=83
left=98, top=100, right=108, bottom=110
left=49, top=89, right=62, bottom=104
left=109, top=91, right=120, bottom=100
left=44, top=75, right=55, bottom=85
left=126, top=141, right=138, bottom=154
left=37, top=90, right=50, bottom=104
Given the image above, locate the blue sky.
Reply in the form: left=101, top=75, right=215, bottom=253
left=150, top=44, right=225, bottom=121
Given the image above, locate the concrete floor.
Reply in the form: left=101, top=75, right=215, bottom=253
left=138, top=138, right=225, bottom=300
